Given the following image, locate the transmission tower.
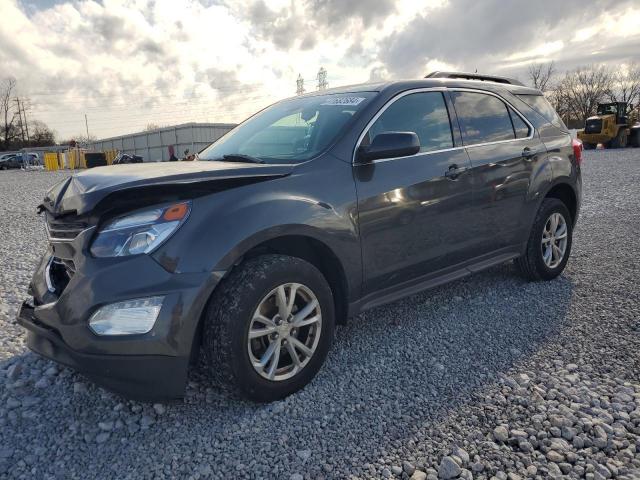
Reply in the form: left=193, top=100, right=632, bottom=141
left=296, top=74, right=305, bottom=95
left=317, top=67, right=328, bottom=91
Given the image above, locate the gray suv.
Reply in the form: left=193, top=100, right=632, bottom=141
left=18, top=72, right=582, bottom=402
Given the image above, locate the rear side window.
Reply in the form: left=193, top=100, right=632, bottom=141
left=516, top=94, right=566, bottom=130
left=364, top=92, right=453, bottom=153
left=451, top=92, right=515, bottom=146
left=509, top=107, right=530, bottom=139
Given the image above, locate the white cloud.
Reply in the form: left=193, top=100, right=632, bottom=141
left=1, top=0, right=639, bottom=140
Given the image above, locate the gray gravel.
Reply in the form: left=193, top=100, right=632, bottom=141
left=1, top=148, right=639, bottom=479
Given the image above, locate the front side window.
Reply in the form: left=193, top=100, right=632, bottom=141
left=363, top=92, right=453, bottom=153
left=198, top=92, right=375, bottom=163
left=451, top=92, right=515, bottom=146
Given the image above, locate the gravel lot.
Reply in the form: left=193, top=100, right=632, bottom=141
left=1, top=149, right=639, bottom=480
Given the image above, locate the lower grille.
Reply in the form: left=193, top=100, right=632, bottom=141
left=46, top=257, right=75, bottom=294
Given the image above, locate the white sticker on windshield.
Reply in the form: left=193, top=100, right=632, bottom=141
left=320, top=96, right=366, bottom=106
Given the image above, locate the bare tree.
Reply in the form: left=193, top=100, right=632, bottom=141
left=0, top=77, right=17, bottom=150
left=527, top=61, right=556, bottom=93
left=548, top=83, right=572, bottom=124
left=554, top=65, right=613, bottom=122
left=607, top=63, right=640, bottom=107
left=29, top=120, right=56, bottom=146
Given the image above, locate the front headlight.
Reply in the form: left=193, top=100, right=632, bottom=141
left=91, top=201, right=191, bottom=257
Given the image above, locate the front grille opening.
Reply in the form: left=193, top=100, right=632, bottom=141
left=45, top=213, right=88, bottom=241
left=48, top=258, right=75, bottom=293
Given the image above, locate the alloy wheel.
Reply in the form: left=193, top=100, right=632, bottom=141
left=247, top=283, right=322, bottom=381
left=541, top=212, right=568, bottom=269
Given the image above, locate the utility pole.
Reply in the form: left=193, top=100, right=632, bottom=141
left=85, top=114, right=90, bottom=141
left=296, top=74, right=305, bottom=95
left=317, top=67, right=328, bottom=91
left=22, top=98, right=29, bottom=142
left=15, top=98, right=25, bottom=142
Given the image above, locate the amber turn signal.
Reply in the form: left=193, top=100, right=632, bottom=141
left=163, top=202, right=190, bottom=221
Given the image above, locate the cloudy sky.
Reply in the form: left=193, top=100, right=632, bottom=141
left=1, top=0, right=639, bottom=140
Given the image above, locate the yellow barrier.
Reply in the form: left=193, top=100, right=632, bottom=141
left=66, top=149, right=87, bottom=169
left=44, top=152, right=59, bottom=171
left=67, top=149, right=76, bottom=169
left=105, top=149, right=117, bottom=165
left=43, top=148, right=115, bottom=171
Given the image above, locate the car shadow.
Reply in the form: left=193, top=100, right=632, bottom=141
left=1, top=262, right=574, bottom=478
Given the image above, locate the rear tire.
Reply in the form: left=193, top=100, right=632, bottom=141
left=582, top=142, right=596, bottom=150
left=515, top=198, right=573, bottom=281
left=202, top=254, right=335, bottom=402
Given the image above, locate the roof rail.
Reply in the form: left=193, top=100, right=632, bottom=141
left=425, top=71, right=525, bottom=87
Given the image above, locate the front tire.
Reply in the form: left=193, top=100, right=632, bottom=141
left=582, top=142, right=596, bottom=150
left=515, top=198, right=573, bottom=281
left=202, top=254, right=335, bottom=402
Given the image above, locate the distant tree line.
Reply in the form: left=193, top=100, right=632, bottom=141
left=0, top=77, right=58, bottom=151
left=526, top=62, right=640, bottom=128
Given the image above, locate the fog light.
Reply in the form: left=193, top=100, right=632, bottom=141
left=89, top=296, right=164, bottom=335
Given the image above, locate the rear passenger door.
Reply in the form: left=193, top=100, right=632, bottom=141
left=450, top=90, right=544, bottom=254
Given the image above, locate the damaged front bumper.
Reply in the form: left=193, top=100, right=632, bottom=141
left=17, top=219, right=220, bottom=401
left=17, top=299, right=189, bottom=401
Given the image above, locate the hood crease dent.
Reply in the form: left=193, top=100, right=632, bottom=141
left=41, top=161, right=294, bottom=216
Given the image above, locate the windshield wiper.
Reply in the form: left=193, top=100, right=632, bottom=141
left=221, top=154, right=265, bottom=164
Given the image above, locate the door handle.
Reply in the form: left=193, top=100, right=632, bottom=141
left=444, top=164, right=467, bottom=179
left=521, top=147, right=539, bottom=160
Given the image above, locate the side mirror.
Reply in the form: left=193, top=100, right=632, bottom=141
left=357, top=132, right=420, bottom=163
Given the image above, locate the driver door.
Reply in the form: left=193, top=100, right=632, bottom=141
left=354, top=90, right=475, bottom=295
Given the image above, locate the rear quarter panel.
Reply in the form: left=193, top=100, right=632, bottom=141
left=506, top=93, right=578, bottom=234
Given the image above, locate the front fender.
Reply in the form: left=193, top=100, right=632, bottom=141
left=151, top=156, right=361, bottom=298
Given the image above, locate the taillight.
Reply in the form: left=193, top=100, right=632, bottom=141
left=572, top=138, right=583, bottom=166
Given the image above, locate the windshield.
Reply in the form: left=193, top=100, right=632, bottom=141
left=199, top=92, right=376, bottom=163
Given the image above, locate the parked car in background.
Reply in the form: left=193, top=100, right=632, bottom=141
left=18, top=72, right=581, bottom=403
left=0, top=153, right=21, bottom=169
left=0, top=152, right=40, bottom=169
left=26, top=152, right=41, bottom=165
left=113, top=152, right=143, bottom=164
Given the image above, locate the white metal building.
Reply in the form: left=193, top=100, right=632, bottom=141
left=88, top=122, right=236, bottom=162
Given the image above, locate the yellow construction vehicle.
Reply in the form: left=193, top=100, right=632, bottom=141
left=577, top=102, right=640, bottom=149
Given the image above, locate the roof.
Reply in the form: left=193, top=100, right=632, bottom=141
left=295, top=76, right=542, bottom=100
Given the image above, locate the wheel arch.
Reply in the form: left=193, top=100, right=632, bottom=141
left=543, top=181, right=578, bottom=226
left=193, top=228, right=352, bottom=353
left=238, top=234, right=350, bottom=327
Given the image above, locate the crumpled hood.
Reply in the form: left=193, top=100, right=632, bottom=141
left=41, top=161, right=295, bottom=215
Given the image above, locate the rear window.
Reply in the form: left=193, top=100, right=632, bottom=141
left=509, top=107, right=530, bottom=139
left=451, top=91, right=515, bottom=146
left=516, top=94, right=566, bottom=130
